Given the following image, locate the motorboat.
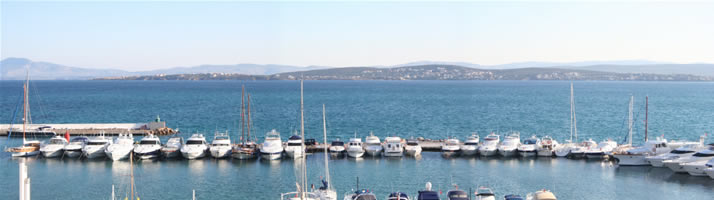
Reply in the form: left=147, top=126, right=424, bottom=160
left=504, top=194, right=524, bottom=200
left=460, top=134, right=480, bottom=157
left=105, top=133, right=134, bottom=161
left=405, top=138, right=422, bottom=157
left=417, top=182, right=439, bottom=200
left=683, top=157, right=714, bottom=176
left=704, top=160, right=714, bottom=179
left=346, top=138, right=365, bottom=158
left=260, top=129, right=283, bottom=160
left=498, top=132, right=520, bottom=157
left=134, top=134, right=162, bottom=160
left=554, top=141, right=576, bottom=157
left=364, top=133, right=383, bottom=157
left=180, top=134, right=209, bottom=159
left=161, top=136, right=183, bottom=159
left=383, top=136, right=404, bottom=157
left=536, top=136, right=558, bottom=157
left=40, top=135, right=68, bottom=158
left=446, top=188, right=468, bottom=200
left=646, top=143, right=704, bottom=167
left=664, top=146, right=714, bottom=173
left=569, top=139, right=597, bottom=159
left=82, top=135, right=113, bottom=159
left=584, top=139, right=617, bottom=159
left=387, top=192, right=410, bottom=200
left=63, top=136, right=89, bottom=158
left=527, top=190, right=557, bottom=200
left=475, top=186, right=495, bottom=200
left=284, top=134, right=305, bottom=158
left=612, top=137, right=672, bottom=166
left=329, top=139, right=346, bottom=157
left=479, top=133, right=500, bottom=157
left=441, top=138, right=461, bottom=158
left=209, top=133, right=232, bottom=158
left=343, top=189, right=377, bottom=200
left=518, top=135, right=539, bottom=157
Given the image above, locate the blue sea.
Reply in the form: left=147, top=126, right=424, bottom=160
left=1, top=80, right=713, bottom=199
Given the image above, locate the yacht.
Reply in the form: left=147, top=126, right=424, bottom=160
left=554, top=141, right=576, bottom=157
left=105, top=133, right=134, bottom=161
left=584, top=139, right=617, bottom=159
left=479, top=133, right=500, bottom=157
left=346, top=138, right=365, bottom=158
left=518, top=135, right=539, bottom=157
left=475, top=187, right=496, bottom=200
left=40, top=135, right=68, bottom=158
left=446, top=188, right=468, bottom=200
left=527, top=190, right=557, bottom=200
left=683, top=156, right=714, bottom=176
left=405, top=138, right=422, bottom=157
left=161, top=136, right=184, bottom=159
left=364, top=133, right=383, bottom=157
left=387, top=192, right=410, bottom=200
left=82, top=135, right=113, bottom=159
left=383, top=136, right=404, bottom=157
left=536, top=136, right=558, bottom=157
left=460, top=134, right=480, bottom=157
left=63, top=136, right=89, bottom=158
left=209, top=133, right=232, bottom=158
left=329, top=139, right=346, bottom=157
left=260, top=129, right=283, bottom=160
left=569, top=138, right=597, bottom=159
left=284, top=134, right=305, bottom=158
left=646, top=143, right=704, bottom=167
left=704, top=160, right=714, bottom=179
left=343, top=189, right=378, bottom=200
left=180, top=134, right=209, bottom=159
left=498, top=133, right=520, bottom=157
left=417, top=182, right=440, bottom=200
left=134, top=134, right=162, bottom=159
left=664, top=146, right=714, bottom=173
left=612, top=137, right=672, bottom=166
left=441, top=138, right=461, bottom=158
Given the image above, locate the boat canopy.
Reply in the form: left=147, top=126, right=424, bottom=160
left=331, top=141, right=345, bottom=146
left=289, top=135, right=302, bottom=140
left=447, top=190, right=468, bottom=200
left=524, top=139, right=538, bottom=145
left=505, top=194, right=524, bottom=200
left=70, top=137, right=89, bottom=142
left=417, top=191, right=440, bottom=200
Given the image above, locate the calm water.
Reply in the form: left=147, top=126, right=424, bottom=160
left=1, top=80, right=714, bottom=199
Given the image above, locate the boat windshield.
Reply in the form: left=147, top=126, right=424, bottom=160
left=49, top=139, right=65, bottom=144
left=213, top=143, right=230, bottom=147
left=447, top=190, right=468, bottom=200
left=417, top=191, right=439, bottom=200
left=332, top=141, right=345, bottom=146
left=354, top=194, right=377, bottom=200
left=140, top=140, right=159, bottom=145
left=524, top=139, right=537, bottom=145
left=87, top=142, right=107, bottom=145
left=671, top=150, right=695, bottom=154
left=288, top=143, right=303, bottom=146
left=71, top=137, right=88, bottom=143
left=186, top=140, right=205, bottom=145
left=692, top=152, right=714, bottom=157
left=464, top=142, right=478, bottom=145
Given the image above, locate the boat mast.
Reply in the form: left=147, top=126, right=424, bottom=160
left=247, top=94, right=252, bottom=142
left=322, top=104, right=331, bottom=190
left=628, top=96, right=634, bottom=146
left=130, top=153, right=135, bottom=200
left=23, top=75, right=28, bottom=143
left=300, top=80, right=307, bottom=199
left=645, top=96, right=648, bottom=142
left=240, top=85, right=246, bottom=145
left=570, top=83, right=577, bottom=142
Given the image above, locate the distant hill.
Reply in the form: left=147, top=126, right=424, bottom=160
left=96, top=65, right=713, bottom=81
left=569, top=64, right=714, bottom=77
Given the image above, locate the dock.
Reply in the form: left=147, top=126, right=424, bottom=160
left=0, top=119, right=174, bottom=137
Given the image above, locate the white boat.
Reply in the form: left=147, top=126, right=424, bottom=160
left=161, top=136, right=183, bottom=159
left=134, top=134, right=162, bottom=159
left=584, top=139, right=617, bottom=159
left=316, top=104, right=338, bottom=200
left=646, top=141, right=705, bottom=167
left=554, top=142, right=575, bottom=157
left=664, top=146, right=714, bottom=173
left=40, top=135, right=68, bottom=158
left=180, top=134, right=209, bottom=159
left=285, top=134, right=306, bottom=158
left=612, top=137, right=671, bottom=166
left=536, top=136, right=558, bottom=157
left=569, top=138, right=596, bottom=159
left=404, top=138, right=422, bottom=157
left=461, top=134, right=480, bottom=157
left=364, top=133, right=383, bottom=157
left=479, top=133, right=500, bottom=157
left=683, top=156, right=714, bottom=176
left=209, top=133, right=232, bottom=158
left=556, top=82, right=579, bottom=158
left=441, top=138, right=461, bottom=158
left=63, top=136, right=89, bottom=158
left=704, top=160, right=714, bottom=179
left=527, top=190, right=558, bottom=200
left=82, top=135, right=113, bottom=159
left=498, top=132, right=520, bottom=157
left=260, top=129, right=283, bottom=160
left=328, top=139, right=345, bottom=157
left=346, top=138, right=365, bottom=158
left=383, top=136, right=404, bottom=157
left=105, top=133, right=134, bottom=161
left=5, top=73, right=42, bottom=157
left=518, top=135, right=539, bottom=157
left=475, top=186, right=495, bottom=200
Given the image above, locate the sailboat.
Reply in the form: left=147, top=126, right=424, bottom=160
left=316, top=104, right=337, bottom=200
left=554, top=83, right=577, bottom=157
left=110, top=153, right=141, bottom=200
left=232, top=86, right=259, bottom=160
left=280, top=80, right=319, bottom=200
left=6, top=71, right=42, bottom=157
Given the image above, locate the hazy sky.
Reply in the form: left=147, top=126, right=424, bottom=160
left=2, top=1, right=713, bottom=71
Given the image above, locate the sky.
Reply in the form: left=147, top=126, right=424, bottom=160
left=1, top=1, right=714, bottom=71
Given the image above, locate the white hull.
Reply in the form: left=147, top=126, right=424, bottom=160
left=63, top=149, right=82, bottom=158
left=182, top=150, right=207, bottom=160
left=405, top=147, right=422, bottom=157
left=365, top=146, right=383, bottom=157
left=498, top=149, right=517, bottom=157
left=664, top=161, right=688, bottom=172
left=647, top=158, right=667, bottom=167
left=105, top=149, right=133, bottom=161
left=518, top=150, right=537, bottom=157
left=162, top=149, right=181, bottom=159
left=554, top=149, right=571, bottom=157
left=347, top=150, right=365, bottom=158
left=537, top=149, right=554, bottom=157
left=135, top=149, right=162, bottom=160
left=460, top=147, right=478, bottom=156
left=683, top=163, right=709, bottom=176
left=384, top=150, right=403, bottom=157
left=705, top=168, right=714, bottom=179
left=329, top=150, right=344, bottom=157
left=12, top=151, right=40, bottom=157
left=261, top=152, right=282, bottom=160
left=83, top=148, right=107, bottom=159
left=479, top=148, right=498, bottom=157
left=210, top=148, right=232, bottom=159
left=613, top=154, right=649, bottom=166
left=41, top=148, right=64, bottom=158
left=285, top=150, right=305, bottom=158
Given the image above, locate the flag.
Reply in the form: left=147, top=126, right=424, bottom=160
left=64, top=130, right=70, bottom=142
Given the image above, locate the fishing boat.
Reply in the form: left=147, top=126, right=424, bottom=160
left=555, top=83, right=579, bottom=158
left=281, top=80, right=320, bottom=200
left=285, top=134, right=306, bottom=159
left=161, top=136, right=184, bottom=159
left=364, top=133, right=383, bottom=157
left=441, top=138, right=461, bottom=158
left=536, top=136, right=558, bottom=157
left=5, top=72, right=43, bottom=157
left=664, top=146, right=714, bottom=173
left=134, top=134, right=162, bottom=160
left=417, top=182, right=440, bottom=200
left=569, top=138, right=596, bottom=159
left=105, top=133, right=134, bottom=161
left=316, top=104, right=338, bottom=200
left=181, top=134, right=209, bottom=159
left=209, top=132, right=232, bottom=158
left=498, top=132, right=521, bottom=157
left=387, top=192, right=410, bottom=200
left=404, top=138, right=422, bottom=157
left=460, top=134, right=480, bottom=157
left=383, top=136, right=404, bottom=157
left=475, top=186, right=495, bottom=200
left=584, top=139, right=617, bottom=159
left=40, top=134, right=69, bottom=158
left=346, top=137, right=365, bottom=158
left=328, top=139, right=346, bottom=157
left=646, top=142, right=705, bottom=167
left=526, top=190, right=557, bottom=200
left=479, top=133, right=500, bottom=157
left=518, top=135, right=539, bottom=157
left=232, top=86, right=259, bottom=160
left=63, top=136, right=89, bottom=158
left=83, top=135, right=113, bottom=159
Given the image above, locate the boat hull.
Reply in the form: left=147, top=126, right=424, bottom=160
left=260, top=152, right=282, bottom=160
left=613, top=154, right=649, bottom=166
left=498, top=149, right=517, bottom=157
left=12, top=151, right=40, bottom=157
left=537, top=149, right=554, bottom=157
left=479, top=148, right=498, bottom=157
left=554, top=149, right=571, bottom=157
left=83, top=148, right=107, bottom=159
left=63, top=149, right=82, bottom=158
left=162, top=149, right=181, bottom=159
left=585, top=152, right=606, bottom=159
left=383, top=151, right=404, bottom=157
left=365, top=146, right=383, bottom=157
left=329, top=150, right=344, bottom=157
left=705, top=168, right=714, bottom=179
left=460, top=147, right=478, bottom=156
left=518, top=150, right=537, bottom=157
left=441, top=150, right=460, bottom=158
left=105, top=149, right=133, bottom=161
left=347, top=150, right=365, bottom=158
left=285, top=150, right=305, bottom=158
left=182, top=150, right=207, bottom=160
left=135, top=149, right=161, bottom=160
left=683, top=163, right=708, bottom=176
left=405, top=147, right=422, bottom=157
left=41, top=149, right=64, bottom=158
